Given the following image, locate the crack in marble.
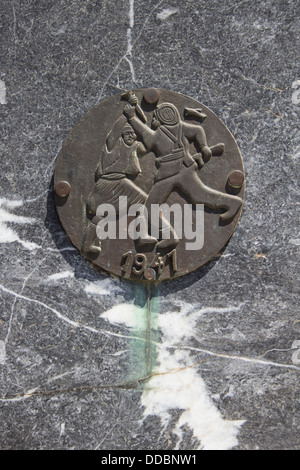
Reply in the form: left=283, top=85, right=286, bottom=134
left=258, top=347, right=296, bottom=359
left=4, top=261, right=45, bottom=349
left=2, top=285, right=296, bottom=374
left=0, top=376, right=150, bottom=402
left=24, top=189, right=50, bottom=204
left=0, top=284, right=154, bottom=345
left=176, top=345, right=300, bottom=371
left=0, top=360, right=212, bottom=402
left=1, top=344, right=298, bottom=403
left=240, top=74, right=285, bottom=92
left=160, top=300, right=246, bottom=320
left=46, top=368, right=77, bottom=384
left=94, top=423, right=118, bottom=450
left=96, top=297, right=299, bottom=449
left=264, top=108, right=284, bottom=119
left=11, top=0, right=17, bottom=61
left=223, top=0, right=255, bottom=13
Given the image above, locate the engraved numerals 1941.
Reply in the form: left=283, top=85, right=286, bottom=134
left=121, top=250, right=178, bottom=280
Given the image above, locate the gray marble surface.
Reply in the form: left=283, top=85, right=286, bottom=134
left=0, top=0, right=299, bottom=450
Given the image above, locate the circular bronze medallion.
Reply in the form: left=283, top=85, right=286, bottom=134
left=54, top=88, right=245, bottom=281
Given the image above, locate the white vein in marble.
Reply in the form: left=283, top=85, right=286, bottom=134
left=97, top=0, right=164, bottom=101
left=157, top=7, right=179, bottom=21
left=292, top=79, right=300, bottom=105
left=125, top=0, right=136, bottom=83
left=0, top=341, right=6, bottom=365
left=0, top=281, right=150, bottom=346
left=47, top=271, right=75, bottom=281
left=142, top=302, right=246, bottom=450
left=84, top=278, right=124, bottom=296
left=102, top=303, right=147, bottom=330
left=292, top=341, right=300, bottom=365
left=102, top=299, right=246, bottom=450
left=0, top=80, right=7, bottom=104
left=0, top=198, right=39, bottom=250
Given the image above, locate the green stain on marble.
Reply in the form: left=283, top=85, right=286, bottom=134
left=127, top=283, right=160, bottom=382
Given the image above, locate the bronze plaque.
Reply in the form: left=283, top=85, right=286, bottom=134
left=54, top=88, right=245, bottom=281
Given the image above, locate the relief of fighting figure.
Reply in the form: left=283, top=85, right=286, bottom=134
left=81, top=92, right=242, bottom=255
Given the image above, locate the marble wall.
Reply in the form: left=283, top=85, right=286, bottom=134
left=0, top=0, right=299, bottom=450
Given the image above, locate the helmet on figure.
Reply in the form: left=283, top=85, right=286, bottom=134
left=154, top=103, right=180, bottom=126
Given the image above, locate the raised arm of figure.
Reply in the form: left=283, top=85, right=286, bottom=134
left=123, top=104, right=156, bottom=152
